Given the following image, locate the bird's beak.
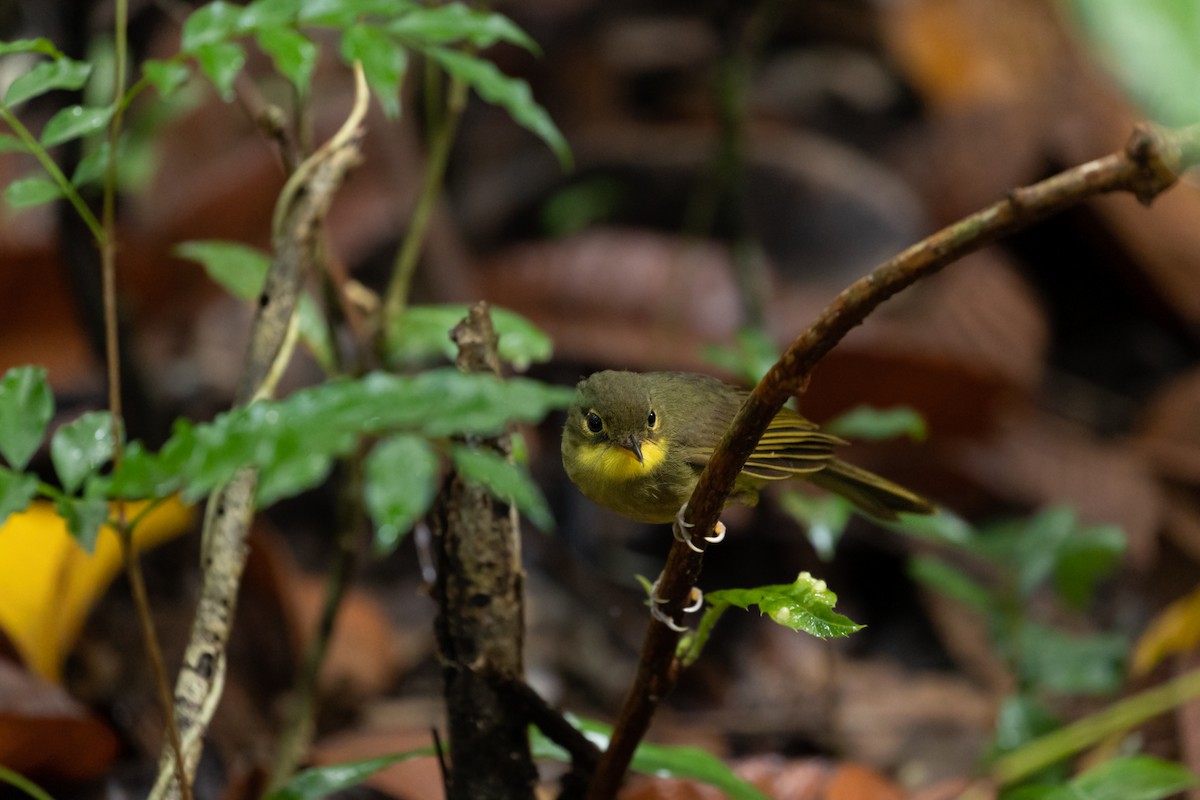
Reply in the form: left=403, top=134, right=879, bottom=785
left=619, top=434, right=645, bottom=465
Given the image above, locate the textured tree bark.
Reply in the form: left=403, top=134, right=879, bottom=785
left=431, top=301, right=536, bottom=800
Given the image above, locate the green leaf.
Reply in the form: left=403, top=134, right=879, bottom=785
left=425, top=45, right=570, bottom=169
left=257, top=27, right=318, bottom=96
left=53, top=494, right=109, bottom=552
left=824, top=405, right=927, bottom=442
left=3, top=177, right=63, bottom=208
left=181, top=1, right=245, bottom=52
left=1016, top=623, right=1126, bottom=696
left=0, top=133, right=29, bottom=152
left=973, top=507, right=1076, bottom=597
left=175, top=239, right=269, bottom=300
left=0, top=764, right=57, bottom=800
left=365, top=435, right=439, bottom=554
left=908, top=554, right=994, bottom=614
left=1053, top=523, right=1125, bottom=609
left=299, top=0, right=418, bottom=26
left=0, top=366, right=53, bottom=471
left=530, top=716, right=771, bottom=800
left=992, top=693, right=1062, bottom=755
left=264, top=750, right=433, bottom=800
left=193, top=41, right=247, bottom=100
left=5, top=57, right=91, bottom=106
left=1068, top=755, right=1197, bottom=800
left=340, top=23, right=407, bottom=117
left=886, top=507, right=976, bottom=546
left=50, top=411, right=119, bottom=494
left=707, top=572, right=862, bottom=639
left=239, top=0, right=302, bottom=32
left=539, top=177, right=623, bottom=237
left=40, top=104, right=114, bottom=147
left=701, top=326, right=779, bottom=385
left=296, top=294, right=336, bottom=373
left=109, top=370, right=574, bottom=507
left=1066, top=0, right=1200, bottom=127
left=389, top=6, right=538, bottom=52
left=143, top=59, right=192, bottom=96
left=71, top=142, right=109, bottom=188
left=0, top=38, right=64, bottom=58
left=0, top=467, right=38, bottom=526
left=451, top=445, right=553, bottom=531
left=385, top=304, right=554, bottom=370
left=779, top=490, right=852, bottom=560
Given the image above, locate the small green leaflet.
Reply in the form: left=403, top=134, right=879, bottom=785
left=1005, top=755, right=1196, bottom=800
left=423, top=45, right=570, bottom=169
left=175, top=239, right=269, bottom=300
left=365, top=435, right=439, bottom=554
left=385, top=304, right=555, bottom=370
left=0, top=366, right=54, bottom=471
left=708, top=572, right=862, bottom=639
left=4, top=177, right=62, bottom=208
left=5, top=57, right=91, bottom=106
left=451, top=445, right=554, bottom=531
left=50, top=411, right=120, bottom=494
left=823, top=404, right=927, bottom=442
left=0, top=467, right=38, bottom=527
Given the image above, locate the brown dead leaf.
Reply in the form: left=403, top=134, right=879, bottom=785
left=825, top=763, right=908, bottom=800
left=478, top=227, right=744, bottom=372
left=244, top=529, right=403, bottom=703
left=1138, top=369, right=1200, bottom=485
left=833, top=660, right=994, bottom=789
left=949, top=407, right=1163, bottom=568
left=0, top=659, right=118, bottom=781
left=882, top=0, right=1060, bottom=112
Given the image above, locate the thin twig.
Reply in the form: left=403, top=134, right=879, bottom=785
left=583, top=121, right=1200, bottom=800
left=148, top=64, right=369, bottom=800
left=266, top=453, right=365, bottom=789
left=380, top=64, right=469, bottom=325
left=94, top=0, right=192, bottom=795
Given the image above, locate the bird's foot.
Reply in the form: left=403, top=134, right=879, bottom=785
left=673, top=502, right=727, bottom=552
left=649, top=574, right=704, bottom=632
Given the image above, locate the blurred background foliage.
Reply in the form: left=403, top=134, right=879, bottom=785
left=4, top=0, right=1200, bottom=798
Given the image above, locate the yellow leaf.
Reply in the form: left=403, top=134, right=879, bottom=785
left=1131, top=585, right=1200, bottom=677
left=0, top=497, right=193, bottom=682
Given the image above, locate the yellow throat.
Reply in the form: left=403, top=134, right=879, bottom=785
left=575, top=437, right=668, bottom=482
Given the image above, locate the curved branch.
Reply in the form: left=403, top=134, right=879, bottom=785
left=148, top=66, right=368, bottom=800
left=583, top=121, right=1200, bottom=800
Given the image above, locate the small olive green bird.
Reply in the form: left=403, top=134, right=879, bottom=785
left=561, top=370, right=935, bottom=525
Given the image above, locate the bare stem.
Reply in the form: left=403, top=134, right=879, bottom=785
left=267, top=453, right=364, bottom=789
left=150, top=65, right=369, bottom=800
left=380, top=65, right=468, bottom=325
left=583, top=121, right=1200, bottom=800
left=94, top=1, right=192, bottom=796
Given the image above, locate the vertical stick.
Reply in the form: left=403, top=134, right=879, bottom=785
left=431, top=301, right=535, bottom=800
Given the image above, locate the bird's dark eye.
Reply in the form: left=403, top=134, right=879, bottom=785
left=585, top=411, right=603, bottom=433
left=647, top=409, right=657, bottom=428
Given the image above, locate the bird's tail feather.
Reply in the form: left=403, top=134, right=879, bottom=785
left=806, top=459, right=935, bottom=520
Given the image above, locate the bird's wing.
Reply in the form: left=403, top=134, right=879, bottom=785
left=684, top=406, right=842, bottom=480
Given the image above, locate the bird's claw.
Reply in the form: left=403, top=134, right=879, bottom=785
left=650, top=576, right=704, bottom=632
left=673, top=502, right=726, bottom=551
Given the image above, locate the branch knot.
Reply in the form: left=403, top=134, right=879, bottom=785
left=1125, top=123, right=1180, bottom=206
